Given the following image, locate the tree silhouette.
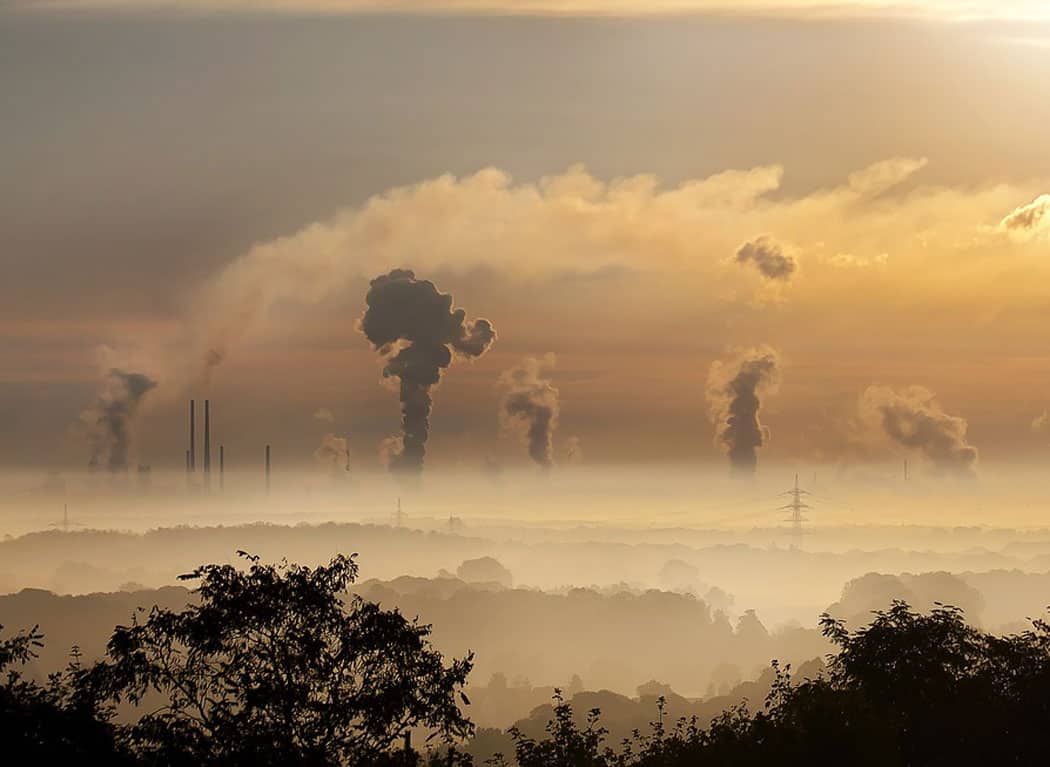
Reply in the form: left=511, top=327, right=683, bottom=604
left=1, top=623, right=129, bottom=762
left=95, top=552, right=474, bottom=766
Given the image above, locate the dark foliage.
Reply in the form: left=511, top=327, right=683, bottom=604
left=3, top=553, right=474, bottom=767
left=492, top=601, right=1050, bottom=766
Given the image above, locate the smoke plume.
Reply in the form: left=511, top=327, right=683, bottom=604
left=361, top=269, right=496, bottom=475
left=735, top=236, right=797, bottom=281
left=314, top=433, right=350, bottom=474
left=859, top=385, right=978, bottom=476
left=499, top=355, right=559, bottom=469
left=706, top=347, right=781, bottom=476
left=81, top=369, right=158, bottom=472
left=565, top=435, right=584, bottom=465
left=313, top=408, right=335, bottom=423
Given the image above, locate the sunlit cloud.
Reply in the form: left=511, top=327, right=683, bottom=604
left=10, top=0, right=1050, bottom=21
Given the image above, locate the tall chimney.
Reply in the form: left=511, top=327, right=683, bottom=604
left=219, top=445, right=225, bottom=492
left=265, top=444, right=271, bottom=494
left=189, top=399, right=196, bottom=472
left=204, top=399, right=211, bottom=490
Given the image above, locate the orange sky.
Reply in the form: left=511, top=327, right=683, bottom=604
left=2, top=7, right=1049, bottom=472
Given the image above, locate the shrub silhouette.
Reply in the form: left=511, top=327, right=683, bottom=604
left=490, top=601, right=1050, bottom=767
left=4, top=553, right=474, bottom=766
left=8, top=563, right=1050, bottom=766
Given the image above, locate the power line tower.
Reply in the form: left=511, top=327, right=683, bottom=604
left=395, top=497, right=403, bottom=528
left=778, top=473, right=812, bottom=550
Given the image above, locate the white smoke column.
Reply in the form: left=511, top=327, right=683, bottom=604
left=499, top=354, right=560, bottom=470
left=80, top=369, right=158, bottom=472
left=314, top=433, right=350, bottom=474
left=859, top=385, right=978, bottom=477
left=706, top=347, right=781, bottom=476
left=565, top=435, right=584, bottom=465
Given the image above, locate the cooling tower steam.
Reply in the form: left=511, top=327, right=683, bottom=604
left=706, top=347, right=781, bottom=476
left=500, top=355, right=559, bottom=469
left=860, top=385, right=978, bottom=476
left=82, top=369, right=158, bottom=472
left=314, top=433, right=350, bottom=474
left=361, top=269, right=496, bottom=475
left=565, top=435, right=584, bottom=465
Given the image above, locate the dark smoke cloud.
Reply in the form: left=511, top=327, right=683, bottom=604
left=860, top=385, right=978, bottom=477
left=706, top=347, right=781, bottom=476
left=81, top=369, right=157, bottom=472
left=314, top=433, right=350, bottom=474
left=361, top=269, right=496, bottom=475
left=735, top=236, right=797, bottom=281
left=499, top=355, right=559, bottom=469
left=202, top=348, right=225, bottom=381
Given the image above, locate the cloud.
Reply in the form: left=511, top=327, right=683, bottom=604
left=1000, top=194, right=1050, bottom=237
left=858, top=385, right=978, bottom=476
left=11, top=1, right=1050, bottom=22
left=183, top=155, right=1050, bottom=388
left=735, top=235, right=797, bottom=281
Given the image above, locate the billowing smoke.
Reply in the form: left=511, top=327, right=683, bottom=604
left=81, top=369, right=157, bottom=472
left=313, top=407, right=335, bottom=423
left=706, top=347, right=781, bottom=476
left=499, top=355, right=559, bottom=469
left=1000, top=194, right=1050, bottom=233
left=565, top=435, right=584, bottom=465
left=735, top=236, right=797, bottom=281
left=859, top=385, right=978, bottom=477
left=1032, top=410, right=1049, bottom=435
left=314, top=433, right=350, bottom=474
left=361, top=269, right=496, bottom=475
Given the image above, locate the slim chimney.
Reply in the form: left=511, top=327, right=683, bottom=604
left=265, top=444, right=271, bottom=494
left=204, top=399, right=211, bottom=490
left=219, top=445, right=225, bottom=492
left=189, top=399, right=196, bottom=472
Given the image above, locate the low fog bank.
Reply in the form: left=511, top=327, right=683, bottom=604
left=5, top=516, right=1050, bottom=627
left=4, top=463, right=1050, bottom=539
left=6, top=520, right=1050, bottom=626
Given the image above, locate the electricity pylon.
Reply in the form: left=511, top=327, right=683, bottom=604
left=779, top=473, right=812, bottom=550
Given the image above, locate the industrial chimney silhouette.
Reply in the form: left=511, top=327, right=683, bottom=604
left=188, top=399, right=196, bottom=471
left=204, top=399, right=211, bottom=490
left=265, top=444, right=271, bottom=494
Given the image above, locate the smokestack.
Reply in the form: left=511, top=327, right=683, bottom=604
left=265, top=444, right=271, bottom=494
left=185, top=449, right=190, bottom=475
left=220, top=445, right=225, bottom=491
left=204, top=399, right=211, bottom=490
left=189, top=400, right=196, bottom=472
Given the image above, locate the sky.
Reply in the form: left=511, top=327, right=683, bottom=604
left=2, top=1, right=1050, bottom=473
